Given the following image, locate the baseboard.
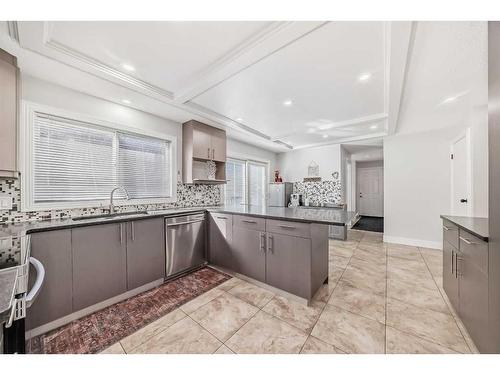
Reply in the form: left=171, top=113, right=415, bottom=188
left=383, top=235, right=442, bottom=250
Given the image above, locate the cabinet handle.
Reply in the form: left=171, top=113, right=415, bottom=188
left=119, top=223, right=123, bottom=244
left=443, top=225, right=450, bottom=231
left=260, top=232, right=266, bottom=253
left=279, top=225, right=296, bottom=230
left=456, top=255, right=463, bottom=278
left=208, top=147, right=210, bottom=158
left=131, top=222, right=135, bottom=241
left=459, top=236, right=477, bottom=245
left=451, top=251, right=454, bottom=275
left=212, top=149, right=215, bottom=160
left=267, top=234, right=273, bottom=253
left=242, top=219, right=257, bottom=224
left=216, top=216, right=227, bottom=220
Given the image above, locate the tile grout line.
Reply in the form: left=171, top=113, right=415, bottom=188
left=418, top=246, right=476, bottom=354
left=299, top=234, right=363, bottom=354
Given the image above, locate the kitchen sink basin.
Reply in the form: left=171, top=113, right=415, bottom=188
left=71, top=211, right=149, bottom=221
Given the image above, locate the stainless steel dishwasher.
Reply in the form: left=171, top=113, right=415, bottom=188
left=165, top=212, right=206, bottom=278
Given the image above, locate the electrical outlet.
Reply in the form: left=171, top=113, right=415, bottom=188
left=0, top=194, right=12, bottom=210
left=0, top=236, right=12, bottom=250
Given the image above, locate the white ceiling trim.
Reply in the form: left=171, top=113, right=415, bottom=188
left=174, top=21, right=327, bottom=103
left=291, top=131, right=389, bottom=151
left=269, top=113, right=388, bottom=141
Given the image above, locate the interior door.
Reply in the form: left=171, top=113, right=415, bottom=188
left=451, top=135, right=470, bottom=216
left=357, top=167, right=383, bottom=217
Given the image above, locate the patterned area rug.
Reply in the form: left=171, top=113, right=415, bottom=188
left=27, top=267, right=231, bottom=354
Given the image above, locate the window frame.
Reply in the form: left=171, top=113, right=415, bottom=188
left=225, top=153, right=269, bottom=207
left=20, top=101, right=177, bottom=212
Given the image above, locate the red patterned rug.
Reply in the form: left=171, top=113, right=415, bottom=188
left=26, top=267, right=231, bottom=354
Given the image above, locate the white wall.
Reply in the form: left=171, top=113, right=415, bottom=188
left=276, top=144, right=342, bottom=183
left=470, top=105, right=489, bottom=218
left=384, top=127, right=464, bottom=249
left=21, top=74, right=185, bottom=178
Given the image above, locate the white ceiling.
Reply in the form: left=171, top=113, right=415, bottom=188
left=397, top=22, right=487, bottom=134
left=191, top=22, right=388, bottom=147
left=2, top=21, right=485, bottom=153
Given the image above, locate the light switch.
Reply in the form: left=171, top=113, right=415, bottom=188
left=0, top=236, right=12, bottom=250
left=0, top=194, right=13, bottom=210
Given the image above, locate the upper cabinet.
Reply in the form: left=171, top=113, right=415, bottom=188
left=0, top=49, right=18, bottom=178
left=183, top=120, right=227, bottom=184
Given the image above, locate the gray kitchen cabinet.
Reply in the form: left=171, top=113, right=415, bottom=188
left=443, top=240, right=459, bottom=310
left=232, top=225, right=266, bottom=283
left=459, top=253, right=489, bottom=352
left=209, top=127, right=227, bottom=162
left=208, top=213, right=233, bottom=270
left=26, top=229, right=73, bottom=330
left=192, top=126, right=212, bottom=160
left=126, top=218, right=165, bottom=290
left=265, top=233, right=311, bottom=299
left=0, top=49, right=18, bottom=178
left=72, top=223, right=127, bottom=311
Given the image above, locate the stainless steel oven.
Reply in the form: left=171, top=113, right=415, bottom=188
left=165, top=213, right=206, bottom=279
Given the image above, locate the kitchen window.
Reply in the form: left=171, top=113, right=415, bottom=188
left=225, top=157, right=268, bottom=206
left=21, top=102, right=176, bottom=211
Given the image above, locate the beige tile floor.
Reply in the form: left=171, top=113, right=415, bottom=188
left=101, top=230, right=479, bottom=354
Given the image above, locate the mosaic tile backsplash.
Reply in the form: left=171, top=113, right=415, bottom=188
left=0, top=178, right=222, bottom=223
left=293, top=180, right=342, bottom=206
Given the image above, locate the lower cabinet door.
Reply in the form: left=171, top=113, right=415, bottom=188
left=126, top=218, right=165, bottom=290
left=459, top=259, right=489, bottom=352
left=26, top=229, right=73, bottom=330
left=232, top=226, right=265, bottom=282
left=72, top=223, right=127, bottom=311
left=443, top=241, right=459, bottom=311
left=209, top=213, right=233, bottom=269
left=266, top=233, right=311, bottom=299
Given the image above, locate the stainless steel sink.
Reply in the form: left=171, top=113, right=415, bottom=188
left=71, top=211, right=149, bottom=221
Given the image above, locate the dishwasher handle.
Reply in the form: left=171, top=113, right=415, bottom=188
left=167, top=219, right=205, bottom=227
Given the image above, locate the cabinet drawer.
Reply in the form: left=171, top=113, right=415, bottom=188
left=443, top=220, right=459, bottom=248
left=233, top=214, right=265, bottom=231
left=459, top=230, right=488, bottom=275
left=266, top=219, right=310, bottom=238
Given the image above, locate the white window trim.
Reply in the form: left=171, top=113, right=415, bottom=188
left=19, top=101, right=177, bottom=212
left=226, top=152, right=270, bottom=206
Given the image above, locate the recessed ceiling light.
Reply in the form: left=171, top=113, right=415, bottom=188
left=236, top=118, right=243, bottom=122
left=322, top=134, right=329, bottom=139
left=441, top=96, right=457, bottom=104
left=358, top=73, right=372, bottom=82
left=122, top=99, right=131, bottom=105
left=370, top=124, right=378, bottom=130
left=283, top=99, right=293, bottom=107
left=306, top=128, right=316, bottom=134
left=121, top=63, right=135, bottom=72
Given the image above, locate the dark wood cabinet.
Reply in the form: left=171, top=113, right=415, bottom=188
left=208, top=213, right=233, bottom=270
left=126, top=218, right=165, bottom=290
left=72, top=223, right=127, bottom=311
left=26, top=229, right=73, bottom=330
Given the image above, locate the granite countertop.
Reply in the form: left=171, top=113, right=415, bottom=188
left=441, top=215, right=489, bottom=241
left=0, top=207, right=212, bottom=239
left=210, top=205, right=355, bottom=226
left=0, top=268, right=18, bottom=324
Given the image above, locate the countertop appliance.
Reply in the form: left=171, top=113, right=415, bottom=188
left=268, top=182, right=293, bottom=207
left=165, top=212, right=206, bottom=279
left=1, top=235, right=45, bottom=354
left=289, top=193, right=303, bottom=207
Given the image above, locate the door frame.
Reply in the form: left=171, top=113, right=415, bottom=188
left=356, top=162, right=384, bottom=217
left=450, top=128, right=473, bottom=217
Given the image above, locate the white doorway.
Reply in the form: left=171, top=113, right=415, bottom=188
left=356, top=161, right=384, bottom=217
left=450, top=129, right=472, bottom=216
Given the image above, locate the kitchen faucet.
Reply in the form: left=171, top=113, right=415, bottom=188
left=109, top=186, right=130, bottom=214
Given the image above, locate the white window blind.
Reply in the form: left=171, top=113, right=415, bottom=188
left=33, top=114, right=116, bottom=203
left=225, top=158, right=246, bottom=205
left=117, top=133, right=171, bottom=199
left=32, top=112, right=172, bottom=205
left=248, top=161, right=266, bottom=206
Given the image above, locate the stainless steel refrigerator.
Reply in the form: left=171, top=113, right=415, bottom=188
left=268, top=182, right=293, bottom=207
